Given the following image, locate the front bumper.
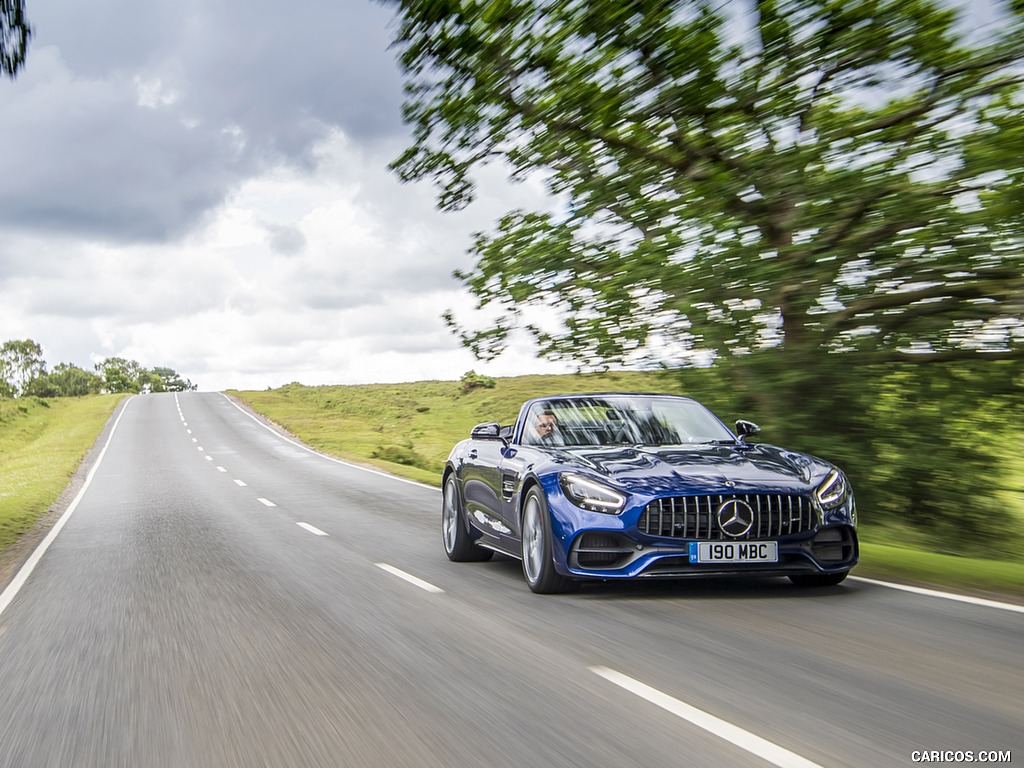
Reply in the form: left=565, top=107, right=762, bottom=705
left=565, top=525, right=858, bottom=578
left=540, top=474, right=859, bottom=579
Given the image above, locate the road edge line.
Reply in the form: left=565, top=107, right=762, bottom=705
left=0, top=397, right=133, bottom=619
left=217, top=392, right=440, bottom=492
left=849, top=576, right=1024, bottom=614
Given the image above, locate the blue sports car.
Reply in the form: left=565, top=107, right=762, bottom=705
left=442, top=393, right=858, bottom=593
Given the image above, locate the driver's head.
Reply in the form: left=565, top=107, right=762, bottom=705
left=536, top=411, right=557, bottom=436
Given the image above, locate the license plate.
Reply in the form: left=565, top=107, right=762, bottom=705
left=689, top=541, right=778, bottom=563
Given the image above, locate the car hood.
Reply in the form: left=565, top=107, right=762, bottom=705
left=551, top=443, right=830, bottom=496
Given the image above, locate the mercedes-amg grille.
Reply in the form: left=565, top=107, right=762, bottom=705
left=638, top=494, right=814, bottom=540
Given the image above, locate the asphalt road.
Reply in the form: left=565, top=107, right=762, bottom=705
left=0, top=392, right=1019, bottom=768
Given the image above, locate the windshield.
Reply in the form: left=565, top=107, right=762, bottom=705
left=520, top=395, right=735, bottom=447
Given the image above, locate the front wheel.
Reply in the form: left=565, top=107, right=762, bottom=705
left=521, top=487, right=573, bottom=594
left=442, top=476, right=492, bottom=562
left=789, top=571, right=849, bottom=587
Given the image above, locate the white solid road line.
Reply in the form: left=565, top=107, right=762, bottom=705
left=590, top=667, right=823, bottom=768
left=849, top=576, right=1024, bottom=614
left=0, top=397, right=134, bottom=619
left=297, top=522, right=328, bottom=537
left=219, top=393, right=440, bottom=493
left=256, top=498, right=276, bottom=507
left=375, top=563, right=444, bottom=594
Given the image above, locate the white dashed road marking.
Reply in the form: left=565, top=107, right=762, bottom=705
left=297, top=523, right=328, bottom=537
left=590, top=667, right=823, bottom=768
left=234, top=479, right=247, bottom=487
left=256, top=498, right=276, bottom=507
left=375, top=564, right=444, bottom=594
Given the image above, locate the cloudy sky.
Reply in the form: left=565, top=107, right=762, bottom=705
left=0, top=0, right=571, bottom=391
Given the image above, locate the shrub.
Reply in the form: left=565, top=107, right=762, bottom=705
left=460, top=370, right=496, bottom=393
left=372, top=444, right=424, bottom=467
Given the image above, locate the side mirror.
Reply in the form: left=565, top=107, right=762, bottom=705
left=470, top=422, right=503, bottom=440
left=735, top=419, right=761, bottom=439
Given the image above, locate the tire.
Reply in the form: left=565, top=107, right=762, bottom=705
left=520, top=486, right=573, bottom=594
left=442, top=476, right=493, bottom=562
left=789, top=571, right=849, bottom=587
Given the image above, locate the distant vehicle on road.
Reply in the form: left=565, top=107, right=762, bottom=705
left=441, top=393, right=858, bottom=593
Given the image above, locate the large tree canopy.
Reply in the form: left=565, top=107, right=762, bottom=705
left=0, top=339, right=44, bottom=397
left=1, top=0, right=30, bottom=78
left=389, top=0, right=1024, bottom=371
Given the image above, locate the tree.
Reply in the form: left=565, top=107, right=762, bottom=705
left=389, top=0, right=1024, bottom=546
left=389, top=0, right=1024, bottom=384
left=151, top=366, right=197, bottom=392
left=95, top=357, right=146, bottom=394
left=1, top=0, right=31, bottom=78
left=25, top=363, right=103, bottom=398
left=0, top=339, right=45, bottom=397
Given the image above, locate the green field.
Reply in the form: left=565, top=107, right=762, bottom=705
left=230, top=374, right=1024, bottom=599
left=0, top=395, right=125, bottom=554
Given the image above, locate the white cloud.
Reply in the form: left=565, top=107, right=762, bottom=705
left=0, top=0, right=576, bottom=391
left=1, top=127, right=570, bottom=390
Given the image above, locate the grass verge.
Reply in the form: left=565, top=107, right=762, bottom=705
left=855, top=543, right=1024, bottom=600
left=0, top=395, right=125, bottom=555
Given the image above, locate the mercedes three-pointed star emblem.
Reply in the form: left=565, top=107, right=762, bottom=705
left=716, top=499, right=755, bottom=538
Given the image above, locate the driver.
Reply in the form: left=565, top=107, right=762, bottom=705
left=528, top=410, right=562, bottom=446
left=536, top=411, right=557, bottom=439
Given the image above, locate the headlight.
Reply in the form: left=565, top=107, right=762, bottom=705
left=815, top=469, right=848, bottom=509
left=558, top=473, right=626, bottom=514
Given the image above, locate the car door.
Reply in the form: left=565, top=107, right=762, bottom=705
left=459, top=437, right=508, bottom=540
left=493, top=446, right=531, bottom=550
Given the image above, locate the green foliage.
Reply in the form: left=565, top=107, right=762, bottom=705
left=0, top=339, right=45, bottom=398
left=0, top=339, right=196, bottom=397
left=0, top=0, right=30, bottom=78
left=93, top=358, right=196, bottom=394
left=390, top=0, right=1024, bottom=369
left=24, top=363, right=102, bottom=398
left=95, top=357, right=146, bottom=393
left=371, top=444, right=437, bottom=472
left=151, top=366, right=197, bottom=392
left=859, top=362, right=1023, bottom=553
left=460, top=369, right=496, bottom=392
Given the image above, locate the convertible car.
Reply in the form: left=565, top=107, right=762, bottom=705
left=442, top=393, right=858, bottom=593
